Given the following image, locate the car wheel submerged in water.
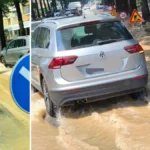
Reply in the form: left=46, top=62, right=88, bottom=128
left=42, top=78, right=58, bottom=117
left=131, top=88, right=148, bottom=102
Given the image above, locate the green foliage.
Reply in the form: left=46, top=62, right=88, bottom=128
left=0, top=0, right=28, bottom=15
left=14, top=0, right=28, bottom=6
left=0, top=0, right=12, bottom=15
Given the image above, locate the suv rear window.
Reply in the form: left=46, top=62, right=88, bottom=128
left=56, top=21, right=133, bottom=51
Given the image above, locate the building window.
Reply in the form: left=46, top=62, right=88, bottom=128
left=22, top=6, right=30, bottom=15
left=8, top=19, right=11, bottom=26
left=12, top=17, right=17, bottom=24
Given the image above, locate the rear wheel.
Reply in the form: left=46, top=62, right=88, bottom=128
left=31, top=85, right=38, bottom=94
left=42, top=78, right=59, bottom=117
left=131, top=88, right=148, bottom=102
left=1, top=56, right=7, bottom=67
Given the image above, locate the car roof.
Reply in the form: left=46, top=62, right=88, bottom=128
left=8, top=36, right=29, bottom=42
left=14, top=36, right=29, bottom=40
left=41, top=13, right=119, bottom=29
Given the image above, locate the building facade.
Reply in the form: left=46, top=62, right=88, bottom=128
left=3, top=2, right=30, bottom=40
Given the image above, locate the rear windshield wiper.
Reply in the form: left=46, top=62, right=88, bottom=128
left=97, top=39, right=124, bottom=45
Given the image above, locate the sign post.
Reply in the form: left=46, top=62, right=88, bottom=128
left=129, top=9, right=144, bottom=23
left=129, top=9, right=144, bottom=36
left=120, top=12, right=127, bottom=22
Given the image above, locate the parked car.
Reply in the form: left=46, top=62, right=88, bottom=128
left=53, top=10, right=65, bottom=17
left=68, top=2, right=82, bottom=15
left=82, top=5, right=91, bottom=15
left=96, top=3, right=104, bottom=9
left=0, top=36, right=30, bottom=66
left=32, top=14, right=148, bottom=117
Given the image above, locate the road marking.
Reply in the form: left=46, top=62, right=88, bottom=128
left=19, top=66, right=30, bottom=81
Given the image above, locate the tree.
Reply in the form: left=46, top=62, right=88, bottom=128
left=13, top=0, right=28, bottom=36
left=0, top=8, right=6, bottom=49
left=130, top=0, right=137, bottom=15
left=46, top=0, right=51, bottom=11
left=32, top=3, right=36, bottom=20
left=35, top=0, right=40, bottom=18
left=141, top=0, right=150, bottom=21
left=0, top=0, right=11, bottom=49
left=43, top=0, right=48, bottom=14
left=32, top=0, right=40, bottom=20
left=39, top=0, right=45, bottom=17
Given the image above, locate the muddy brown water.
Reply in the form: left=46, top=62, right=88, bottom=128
left=32, top=41, right=150, bottom=150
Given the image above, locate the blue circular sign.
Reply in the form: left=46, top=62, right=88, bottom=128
left=10, top=54, right=30, bottom=113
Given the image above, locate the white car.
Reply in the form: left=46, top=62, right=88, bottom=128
left=0, top=36, right=30, bottom=66
left=82, top=5, right=91, bottom=15
left=68, top=2, right=82, bottom=11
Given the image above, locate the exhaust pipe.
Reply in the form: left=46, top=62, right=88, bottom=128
left=77, top=98, right=88, bottom=104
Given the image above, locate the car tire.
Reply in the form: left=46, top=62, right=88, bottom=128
left=130, top=88, right=148, bottom=102
left=31, top=85, right=37, bottom=94
left=1, top=56, right=7, bottom=67
left=42, top=78, right=58, bottom=117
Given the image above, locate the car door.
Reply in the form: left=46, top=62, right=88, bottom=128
left=31, top=27, right=42, bottom=89
left=15, top=39, right=28, bottom=61
left=5, top=40, right=16, bottom=64
left=11, top=39, right=23, bottom=62
left=32, top=26, right=51, bottom=91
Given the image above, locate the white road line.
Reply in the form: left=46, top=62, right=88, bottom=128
left=19, top=66, right=30, bottom=81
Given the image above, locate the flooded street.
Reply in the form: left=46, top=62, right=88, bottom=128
left=0, top=64, right=29, bottom=150
left=31, top=38, right=150, bottom=150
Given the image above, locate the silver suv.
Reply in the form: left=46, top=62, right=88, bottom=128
left=31, top=14, right=148, bottom=117
left=0, top=36, right=30, bottom=66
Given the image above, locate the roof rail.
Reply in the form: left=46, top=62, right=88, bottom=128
left=41, top=18, right=59, bottom=25
left=96, top=12, right=112, bottom=17
left=41, top=14, right=78, bottom=24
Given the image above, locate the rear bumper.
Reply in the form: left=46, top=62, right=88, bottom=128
left=49, top=74, right=148, bottom=106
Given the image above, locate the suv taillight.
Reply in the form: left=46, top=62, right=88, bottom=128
left=48, top=56, right=78, bottom=69
left=124, top=44, right=144, bottom=54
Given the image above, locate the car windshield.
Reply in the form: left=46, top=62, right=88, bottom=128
left=56, top=21, right=133, bottom=51
left=69, top=2, right=81, bottom=7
